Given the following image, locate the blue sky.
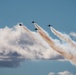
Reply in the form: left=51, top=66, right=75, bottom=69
left=0, top=0, right=76, bottom=32
left=0, top=60, right=76, bottom=75
left=0, top=0, right=76, bottom=75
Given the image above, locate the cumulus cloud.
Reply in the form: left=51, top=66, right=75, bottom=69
left=0, top=22, right=76, bottom=67
left=48, top=72, right=55, bottom=75
left=70, top=32, right=76, bottom=38
left=58, top=71, right=73, bottom=75
left=48, top=71, right=74, bottom=75
left=0, top=23, right=63, bottom=67
left=33, top=23, right=76, bottom=65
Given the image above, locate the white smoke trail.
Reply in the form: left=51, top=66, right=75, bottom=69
left=50, top=27, right=76, bottom=48
left=33, top=23, right=76, bottom=65
left=20, top=23, right=47, bottom=49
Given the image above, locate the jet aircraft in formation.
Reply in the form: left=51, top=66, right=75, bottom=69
left=19, top=21, right=52, bottom=31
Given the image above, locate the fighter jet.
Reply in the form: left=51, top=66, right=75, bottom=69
left=19, top=23, right=22, bottom=26
left=35, top=28, right=38, bottom=30
left=32, top=21, right=35, bottom=23
left=48, top=24, right=52, bottom=27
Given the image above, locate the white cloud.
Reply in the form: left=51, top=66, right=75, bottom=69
left=48, top=72, right=55, bottom=75
left=70, top=32, right=76, bottom=38
left=0, top=24, right=63, bottom=67
left=0, top=22, right=76, bottom=67
left=58, top=71, right=73, bottom=75
left=48, top=71, right=74, bottom=75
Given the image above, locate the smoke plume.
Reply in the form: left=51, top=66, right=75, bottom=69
left=33, top=23, right=76, bottom=65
